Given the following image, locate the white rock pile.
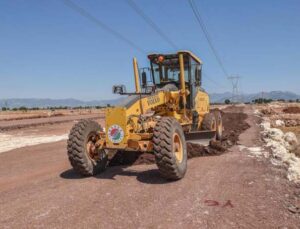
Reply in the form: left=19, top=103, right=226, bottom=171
left=275, top=119, right=285, bottom=127
left=260, top=118, right=300, bottom=183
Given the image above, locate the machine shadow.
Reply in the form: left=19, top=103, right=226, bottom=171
left=60, top=169, right=86, bottom=179
left=60, top=166, right=171, bottom=185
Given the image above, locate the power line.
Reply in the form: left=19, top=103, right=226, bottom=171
left=61, top=0, right=230, bottom=92
left=126, top=0, right=178, bottom=50
left=126, top=0, right=230, bottom=91
left=188, top=0, right=229, bottom=78
left=61, top=0, right=147, bottom=54
left=202, top=79, right=223, bottom=90
left=202, top=71, right=228, bottom=89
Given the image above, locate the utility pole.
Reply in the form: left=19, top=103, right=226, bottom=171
left=228, top=75, right=241, bottom=103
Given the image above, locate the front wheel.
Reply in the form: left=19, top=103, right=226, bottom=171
left=67, top=120, right=108, bottom=176
left=153, top=117, right=187, bottom=180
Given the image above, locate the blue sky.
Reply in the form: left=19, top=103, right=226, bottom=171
left=0, top=0, right=299, bottom=100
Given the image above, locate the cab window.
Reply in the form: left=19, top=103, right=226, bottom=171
left=151, top=56, right=189, bottom=86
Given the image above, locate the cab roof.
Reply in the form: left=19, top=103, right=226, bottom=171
left=148, top=50, right=202, bottom=64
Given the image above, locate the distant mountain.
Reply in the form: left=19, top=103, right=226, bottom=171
left=249, top=91, right=300, bottom=101
left=208, top=92, right=233, bottom=103
left=209, top=91, right=300, bottom=103
left=1, top=91, right=300, bottom=108
left=0, top=98, right=123, bottom=108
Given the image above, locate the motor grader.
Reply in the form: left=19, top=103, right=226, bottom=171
left=67, top=51, right=223, bottom=180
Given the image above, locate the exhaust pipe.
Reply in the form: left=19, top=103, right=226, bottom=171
left=133, top=58, right=140, bottom=93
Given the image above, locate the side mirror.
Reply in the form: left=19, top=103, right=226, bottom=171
left=142, top=72, right=147, bottom=88
left=112, top=85, right=126, bottom=94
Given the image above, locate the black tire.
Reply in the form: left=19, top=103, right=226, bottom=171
left=201, top=113, right=217, bottom=131
left=153, top=117, right=187, bottom=180
left=67, top=120, right=108, bottom=176
left=213, top=110, right=223, bottom=140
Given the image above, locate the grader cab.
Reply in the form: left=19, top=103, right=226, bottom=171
left=67, top=51, right=223, bottom=180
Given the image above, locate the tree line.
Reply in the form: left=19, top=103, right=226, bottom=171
left=222, top=98, right=300, bottom=104
left=1, top=105, right=111, bottom=112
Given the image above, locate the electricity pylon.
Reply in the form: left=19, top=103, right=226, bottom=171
left=228, top=75, right=241, bottom=103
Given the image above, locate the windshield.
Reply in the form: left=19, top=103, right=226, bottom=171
left=151, top=57, right=189, bottom=85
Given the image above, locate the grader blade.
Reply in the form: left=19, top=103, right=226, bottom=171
left=185, top=130, right=216, bottom=145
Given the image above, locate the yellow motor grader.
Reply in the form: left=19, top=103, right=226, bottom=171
left=67, top=51, right=222, bottom=180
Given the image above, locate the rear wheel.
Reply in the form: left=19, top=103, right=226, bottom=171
left=201, top=113, right=217, bottom=132
left=213, top=110, right=223, bottom=140
left=153, top=117, right=187, bottom=180
left=67, top=120, right=108, bottom=176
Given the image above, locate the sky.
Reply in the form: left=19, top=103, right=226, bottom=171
left=0, top=0, right=300, bottom=100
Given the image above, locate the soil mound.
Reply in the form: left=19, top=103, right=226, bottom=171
left=283, top=107, right=300, bottom=114
left=186, top=111, right=250, bottom=159
left=108, top=109, right=250, bottom=166
left=261, top=108, right=276, bottom=115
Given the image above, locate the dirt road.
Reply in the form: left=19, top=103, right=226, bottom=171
left=0, top=106, right=299, bottom=228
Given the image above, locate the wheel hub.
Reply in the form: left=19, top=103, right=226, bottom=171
left=217, top=119, right=223, bottom=135
left=173, top=133, right=183, bottom=163
left=86, top=133, right=100, bottom=161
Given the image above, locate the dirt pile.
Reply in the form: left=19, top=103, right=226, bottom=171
left=187, top=140, right=226, bottom=158
left=186, top=110, right=250, bottom=158
left=283, top=107, right=300, bottom=114
left=108, top=107, right=250, bottom=166
left=260, top=108, right=276, bottom=115
left=293, top=146, right=300, bottom=157
left=221, top=110, right=250, bottom=145
left=285, top=120, right=300, bottom=127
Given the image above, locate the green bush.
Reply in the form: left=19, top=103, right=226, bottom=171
left=252, top=98, right=273, bottom=104
left=224, top=99, right=231, bottom=104
left=19, top=106, right=28, bottom=111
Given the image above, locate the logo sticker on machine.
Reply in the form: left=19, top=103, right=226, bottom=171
left=108, top=125, right=125, bottom=143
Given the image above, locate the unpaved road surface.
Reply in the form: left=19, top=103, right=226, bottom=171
left=0, top=106, right=300, bottom=228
